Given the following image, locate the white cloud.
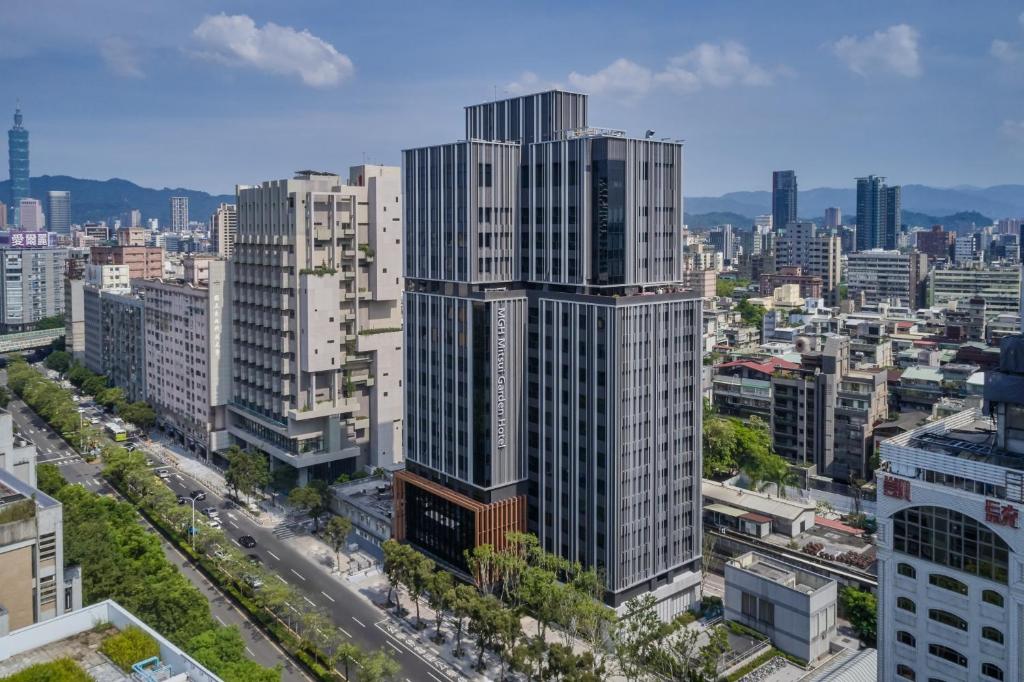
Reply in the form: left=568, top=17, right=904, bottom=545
left=991, top=39, right=1023, bottom=63
left=655, top=41, right=775, bottom=92
left=832, top=24, right=921, bottom=77
left=568, top=43, right=777, bottom=100
left=100, top=37, right=144, bottom=78
left=568, top=58, right=652, bottom=99
left=1001, top=119, right=1024, bottom=143
left=192, top=14, right=353, bottom=88
left=505, top=71, right=562, bottom=95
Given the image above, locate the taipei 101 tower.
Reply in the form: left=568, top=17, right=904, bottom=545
left=8, top=106, right=29, bottom=227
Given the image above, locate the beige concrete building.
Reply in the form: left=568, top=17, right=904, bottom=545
left=775, top=222, right=841, bottom=305
left=139, top=257, right=231, bottom=459
left=210, top=203, right=237, bottom=259
left=85, top=263, right=130, bottom=291
left=116, top=227, right=147, bottom=247
left=89, top=245, right=163, bottom=281
left=229, top=167, right=403, bottom=483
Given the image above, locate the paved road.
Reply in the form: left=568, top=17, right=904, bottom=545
left=2, top=375, right=308, bottom=682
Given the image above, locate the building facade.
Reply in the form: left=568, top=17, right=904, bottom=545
left=83, top=283, right=146, bottom=402
left=774, top=222, right=841, bottom=305
left=229, top=167, right=404, bottom=483
left=89, top=245, right=164, bottom=280
left=931, top=265, right=1021, bottom=316
left=7, top=108, right=28, bottom=227
left=856, top=175, right=900, bottom=251
left=140, top=258, right=230, bottom=458
left=169, top=196, right=189, bottom=233
left=210, top=202, right=237, bottom=259
left=17, top=199, right=43, bottom=231
left=847, top=249, right=928, bottom=308
left=916, top=224, right=954, bottom=261
left=772, top=170, right=798, bottom=232
left=0, top=245, right=66, bottom=333
left=396, top=90, right=703, bottom=616
left=45, top=191, right=70, bottom=236
left=824, top=207, right=842, bottom=230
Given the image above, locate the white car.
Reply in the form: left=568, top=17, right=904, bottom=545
left=207, top=518, right=222, bottom=529
left=156, top=469, right=171, bottom=479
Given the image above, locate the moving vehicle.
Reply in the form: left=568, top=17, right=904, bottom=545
left=176, top=495, right=187, bottom=505
left=105, top=422, right=127, bottom=442
left=190, top=490, right=206, bottom=501
left=238, top=536, right=257, bottom=548
left=156, top=469, right=171, bottom=479
left=202, top=507, right=219, bottom=517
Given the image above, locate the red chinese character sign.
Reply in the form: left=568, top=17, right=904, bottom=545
left=882, top=475, right=911, bottom=501
left=985, top=500, right=1019, bottom=528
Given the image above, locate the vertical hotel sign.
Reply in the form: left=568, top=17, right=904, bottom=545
left=494, top=302, right=508, bottom=461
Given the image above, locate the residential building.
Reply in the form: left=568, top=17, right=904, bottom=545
left=875, top=336, right=1024, bottom=682
left=760, top=266, right=823, bottom=300
left=89, top=245, right=163, bottom=280
left=210, top=202, right=237, bottom=259
left=129, top=208, right=142, bottom=227
left=63, top=252, right=88, bottom=362
left=775, top=221, right=841, bottom=305
left=139, top=258, right=230, bottom=458
left=328, top=476, right=393, bottom=551
left=7, top=108, right=28, bottom=227
left=824, top=207, right=842, bottom=230
left=396, top=90, right=703, bottom=618
left=17, top=199, right=43, bottom=230
left=0, top=244, right=66, bottom=333
left=709, top=224, right=736, bottom=262
left=847, top=249, right=928, bottom=308
left=712, top=357, right=798, bottom=422
left=772, top=170, right=798, bottom=232
left=931, top=264, right=1021, bottom=315
left=83, top=282, right=146, bottom=402
left=0, top=458, right=82, bottom=634
left=856, top=175, right=900, bottom=251
left=954, top=233, right=977, bottom=264
left=116, top=227, right=147, bottom=247
left=916, top=224, right=954, bottom=261
left=45, top=191, right=70, bottom=236
left=230, top=166, right=404, bottom=483
left=724, top=552, right=837, bottom=663
left=169, top=196, right=189, bottom=233
left=85, top=263, right=130, bottom=291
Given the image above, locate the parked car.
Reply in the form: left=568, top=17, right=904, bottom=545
left=243, top=574, right=263, bottom=590
left=176, top=495, right=187, bottom=505
left=202, top=507, right=219, bottom=517
left=207, top=518, right=222, bottom=529
left=238, top=536, right=257, bottom=549
left=190, top=490, right=206, bottom=501
left=212, top=548, right=230, bottom=562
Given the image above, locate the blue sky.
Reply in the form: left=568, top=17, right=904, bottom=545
left=1, top=0, right=1022, bottom=196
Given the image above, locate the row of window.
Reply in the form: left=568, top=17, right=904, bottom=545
left=896, top=656, right=1003, bottom=679
left=896, top=599, right=1005, bottom=641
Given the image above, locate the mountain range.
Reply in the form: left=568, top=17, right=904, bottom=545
left=0, top=175, right=1021, bottom=234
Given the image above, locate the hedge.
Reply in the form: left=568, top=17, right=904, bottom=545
left=3, top=658, right=91, bottom=682
left=100, top=626, right=160, bottom=672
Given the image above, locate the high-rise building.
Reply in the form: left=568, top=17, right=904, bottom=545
left=18, top=198, right=43, bottom=230
left=46, top=191, right=70, bottom=235
left=0, top=244, right=66, bottom=333
left=395, top=90, right=703, bottom=617
left=229, top=167, right=404, bottom=484
left=709, top=224, right=736, bottom=261
left=774, top=221, right=842, bottom=305
left=855, top=175, right=901, bottom=251
left=129, top=209, right=142, bottom=227
left=876, top=334, right=1024, bottom=682
left=210, top=203, right=237, bottom=259
left=772, top=170, right=798, bottom=232
left=824, top=207, right=842, bottom=230
left=89, top=245, right=164, bottom=280
left=7, top=108, right=28, bottom=227
left=82, top=271, right=146, bottom=402
left=0, top=201, right=7, bottom=230
left=63, top=252, right=89, bottom=362
left=169, top=196, right=189, bottom=233
left=847, top=249, right=929, bottom=308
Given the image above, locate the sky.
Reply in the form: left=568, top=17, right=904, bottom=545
left=1, top=0, right=1023, bottom=197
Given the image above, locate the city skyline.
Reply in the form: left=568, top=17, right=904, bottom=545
left=0, top=1, right=1022, bottom=197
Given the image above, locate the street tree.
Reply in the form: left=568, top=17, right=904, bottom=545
left=381, top=539, right=408, bottom=613
left=427, top=570, right=454, bottom=642
left=322, top=515, right=352, bottom=572
left=406, top=552, right=435, bottom=629
left=451, top=584, right=476, bottom=658
left=225, top=447, right=270, bottom=504
left=287, top=485, right=325, bottom=531
left=359, top=649, right=401, bottom=682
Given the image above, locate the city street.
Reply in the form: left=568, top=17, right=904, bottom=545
left=4, top=367, right=452, bottom=682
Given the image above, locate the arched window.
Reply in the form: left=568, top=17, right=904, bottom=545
left=982, top=663, right=1004, bottom=680
left=897, top=563, right=916, bottom=578
left=929, top=609, right=968, bottom=631
left=896, top=630, right=916, bottom=647
left=982, top=626, right=1004, bottom=644
left=982, top=590, right=1004, bottom=607
left=892, top=506, right=1009, bottom=583
left=897, top=664, right=916, bottom=680
left=928, top=644, right=967, bottom=668
left=929, top=573, right=968, bottom=595
left=897, top=596, right=916, bottom=613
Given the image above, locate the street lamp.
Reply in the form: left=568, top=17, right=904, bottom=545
left=189, top=495, right=200, bottom=550
left=77, top=408, right=85, bottom=453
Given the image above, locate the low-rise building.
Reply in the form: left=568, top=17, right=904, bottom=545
left=89, top=245, right=163, bottom=281
left=328, top=475, right=393, bottom=551
left=760, top=266, right=824, bottom=300
left=703, top=480, right=817, bottom=537
left=724, top=551, right=838, bottom=663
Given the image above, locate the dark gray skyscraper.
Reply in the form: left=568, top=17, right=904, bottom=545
left=46, top=191, right=70, bottom=235
left=396, top=90, right=703, bottom=617
left=856, top=175, right=900, bottom=251
left=7, top=107, right=29, bottom=227
left=772, top=170, right=798, bottom=231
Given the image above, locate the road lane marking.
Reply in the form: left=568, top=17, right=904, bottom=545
left=267, top=550, right=280, bottom=561
left=215, top=615, right=226, bottom=625
left=226, top=512, right=237, bottom=520
left=229, top=521, right=239, bottom=529
left=275, top=575, right=288, bottom=584
left=303, top=596, right=315, bottom=607
left=427, top=673, right=444, bottom=682
left=290, top=569, right=305, bottom=581
left=339, top=627, right=352, bottom=638
left=351, top=616, right=365, bottom=628
left=245, top=647, right=254, bottom=656
left=321, top=591, right=335, bottom=602
left=386, top=641, right=401, bottom=654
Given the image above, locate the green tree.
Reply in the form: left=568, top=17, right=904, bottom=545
left=224, top=447, right=270, bottom=504
left=0, top=385, right=10, bottom=408
left=451, top=583, right=476, bottom=658
left=322, top=515, right=352, bottom=572
left=37, top=463, right=68, bottom=496
left=755, top=454, right=798, bottom=498
left=735, top=299, right=765, bottom=328
left=359, top=649, right=401, bottom=682
left=331, top=641, right=362, bottom=680
left=186, top=627, right=280, bottom=682
left=381, top=538, right=408, bottom=613
left=840, top=586, right=877, bottom=645
left=405, top=552, right=435, bottom=629
left=35, top=314, right=65, bottom=330
left=468, top=593, right=504, bottom=672
left=119, top=401, right=156, bottom=430
left=287, top=485, right=325, bottom=531
left=427, top=569, right=455, bottom=643
left=96, top=386, right=125, bottom=409
left=612, top=595, right=663, bottom=681
left=43, top=350, right=71, bottom=373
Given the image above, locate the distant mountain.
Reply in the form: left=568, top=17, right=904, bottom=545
left=683, top=211, right=753, bottom=230
left=0, top=175, right=234, bottom=226
left=686, top=184, right=1024, bottom=228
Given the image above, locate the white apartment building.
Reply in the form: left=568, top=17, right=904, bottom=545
left=931, top=265, right=1021, bottom=316
left=84, top=263, right=130, bottom=292
left=210, top=202, right=237, bottom=259
left=847, top=249, right=928, bottom=309
left=229, top=167, right=403, bottom=483
left=139, top=257, right=230, bottom=459
left=169, top=196, right=189, bottom=233
left=876, top=335, right=1024, bottom=682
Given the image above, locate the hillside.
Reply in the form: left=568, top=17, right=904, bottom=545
left=0, top=175, right=234, bottom=226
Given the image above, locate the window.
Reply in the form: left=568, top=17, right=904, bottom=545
left=897, top=563, right=916, bottom=578
left=929, top=609, right=968, bottom=631
left=929, top=573, right=968, bottom=595
left=896, top=665, right=916, bottom=680
left=982, top=590, right=1004, bottom=607
left=928, top=644, right=967, bottom=668
left=892, top=505, right=1010, bottom=583
left=982, top=626, right=1004, bottom=644
left=982, top=663, right=1004, bottom=680
left=896, top=631, right=916, bottom=647
left=897, top=597, right=916, bottom=613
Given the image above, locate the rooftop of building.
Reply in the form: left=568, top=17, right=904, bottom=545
left=899, top=365, right=944, bottom=382
left=0, top=466, right=59, bottom=511
left=718, top=357, right=800, bottom=374
left=883, top=407, right=1022, bottom=470
left=702, top=480, right=816, bottom=522
left=728, top=551, right=834, bottom=596
left=329, top=475, right=394, bottom=522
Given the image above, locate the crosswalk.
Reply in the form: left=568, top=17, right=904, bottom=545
left=272, top=523, right=298, bottom=540
left=41, top=454, right=81, bottom=466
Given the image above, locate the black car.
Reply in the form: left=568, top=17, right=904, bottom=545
left=176, top=495, right=187, bottom=505
left=238, top=535, right=257, bottom=548
left=190, top=490, right=206, bottom=501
